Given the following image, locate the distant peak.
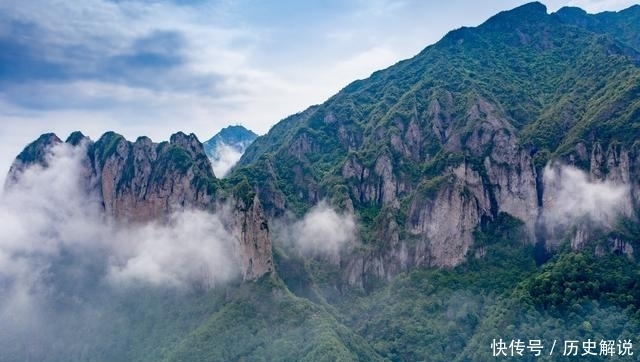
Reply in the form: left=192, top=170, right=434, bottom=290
left=211, top=125, right=258, bottom=142
left=203, top=125, right=258, bottom=177
left=66, top=131, right=90, bottom=146
left=223, top=124, right=252, bottom=132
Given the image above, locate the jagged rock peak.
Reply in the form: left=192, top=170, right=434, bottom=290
left=16, top=132, right=62, bottom=164
left=5, top=133, right=63, bottom=188
left=66, top=131, right=90, bottom=146
left=170, top=131, right=201, bottom=150
left=7, top=130, right=276, bottom=283
left=135, top=135, right=153, bottom=144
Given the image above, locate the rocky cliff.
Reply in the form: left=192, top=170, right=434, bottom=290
left=232, top=2, right=640, bottom=287
left=5, top=131, right=273, bottom=281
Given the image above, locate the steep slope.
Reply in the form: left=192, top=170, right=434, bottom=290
left=163, top=276, right=385, bottom=362
left=5, top=131, right=273, bottom=281
left=233, top=2, right=640, bottom=286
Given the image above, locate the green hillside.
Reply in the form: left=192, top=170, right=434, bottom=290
left=234, top=2, right=640, bottom=216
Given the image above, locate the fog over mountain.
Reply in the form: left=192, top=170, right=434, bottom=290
left=203, top=125, right=258, bottom=177
left=2, top=2, right=640, bottom=361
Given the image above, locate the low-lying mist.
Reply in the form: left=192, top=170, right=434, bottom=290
left=0, top=141, right=243, bottom=349
left=273, top=201, right=358, bottom=258
left=542, top=163, right=631, bottom=229
left=210, top=141, right=244, bottom=178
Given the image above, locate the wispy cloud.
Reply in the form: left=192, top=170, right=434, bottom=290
left=542, top=163, right=631, bottom=228
left=275, top=202, right=357, bottom=257
left=209, top=142, right=244, bottom=178
left=0, top=141, right=240, bottom=291
left=107, top=210, right=239, bottom=287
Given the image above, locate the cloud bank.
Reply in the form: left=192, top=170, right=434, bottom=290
left=0, top=138, right=244, bottom=360
left=210, top=142, right=244, bottom=178
left=0, top=141, right=240, bottom=295
left=542, top=163, right=631, bottom=228
left=276, top=202, right=357, bottom=257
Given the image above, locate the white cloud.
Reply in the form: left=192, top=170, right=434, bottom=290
left=0, top=141, right=240, bottom=291
left=542, top=164, right=631, bottom=228
left=210, top=142, right=244, bottom=178
left=107, top=210, right=239, bottom=288
left=277, top=202, right=357, bottom=257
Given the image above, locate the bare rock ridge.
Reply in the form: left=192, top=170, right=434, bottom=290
left=87, top=131, right=212, bottom=221
left=5, top=131, right=273, bottom=281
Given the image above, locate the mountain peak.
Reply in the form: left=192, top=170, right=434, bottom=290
left=203, top=125, right=258, bottom=177
left=169, top=131, right=200, bottom=145
left=15, top=133, right=61, bottom=165
left=205, top=125, right=258, bottom=145
left=66, top=131, right=89, bottom=146
left=482, top=1, right=548, bottom=28
left=506, top=1, right=547, bottom=14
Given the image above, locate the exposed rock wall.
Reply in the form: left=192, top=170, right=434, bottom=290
left=83, top=132, right=216, bottom=222
left=6, top=131, right=275, bottom=281
left=228, top=195, right=274, bottom=280
left=342, top=119, right=639, bottom=286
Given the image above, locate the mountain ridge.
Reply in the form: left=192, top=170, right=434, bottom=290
left=3, top=2, right=640, bottom=361
left=5, top=130, right=274, bottom=282
left=231, top=1, right=640, bottom=287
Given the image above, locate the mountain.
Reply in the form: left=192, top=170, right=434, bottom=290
left=3, top=2, right=640, bottom=361
left=6, top=130, right=273, bottom=281
left=234, top=1, right=640, bottom=285
left=203, top=125, right=258, bottom=177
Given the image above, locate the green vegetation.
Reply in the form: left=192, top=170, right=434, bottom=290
left=233, top=2, right=640, bottom=226
left=4, top=3, right=640, bottom=362
left=163, top=275, right=385, bottom=362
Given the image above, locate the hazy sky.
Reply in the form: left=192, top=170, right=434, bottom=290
left=0, top=0, right=637, bottom=184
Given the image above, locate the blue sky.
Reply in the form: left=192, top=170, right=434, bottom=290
left=0, top=0, right=637, bottom=183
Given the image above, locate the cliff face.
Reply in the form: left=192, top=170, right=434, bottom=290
left=5, top=131, right=273, bottom=281
left=232, top=2, right=640, bottom=286
left=228, top=195, right=274, bottom=280
left=346, top=128, right=639, bottom=286
left=542, top=141, right=640, bottom=250
left=87, top=131, right=215, bottom=222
